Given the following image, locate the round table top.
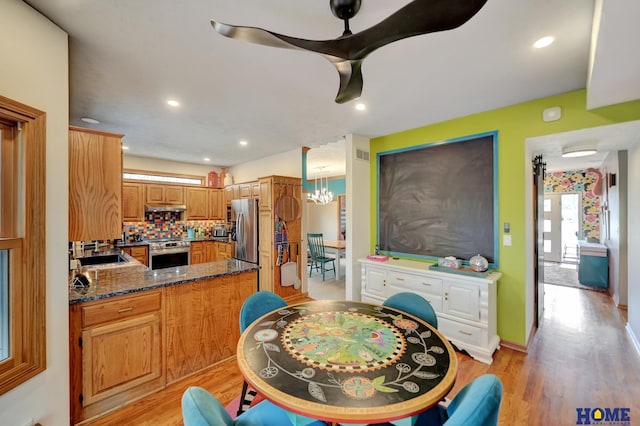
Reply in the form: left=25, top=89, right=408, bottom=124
left=237, top=299, right=458, bottom=424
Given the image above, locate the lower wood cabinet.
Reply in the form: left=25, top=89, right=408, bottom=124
left=122, top=245, right=148, bottom=266
left=69, top=290, right=165, bottom=424
left=190, top=241, right=206, bottom=264
left=164, top=272, right=255, bottom=383
left=69, top=271, right=257, bottom=424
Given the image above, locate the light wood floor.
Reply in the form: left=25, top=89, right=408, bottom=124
left=83, top=285, right=640, bottom=425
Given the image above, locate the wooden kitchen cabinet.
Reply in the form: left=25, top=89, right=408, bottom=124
left=224, top=185, right=235, bottom=204
left=185, top=187, right=209, bottom=220
left=208, top=188, right=224, bottom=220
left=122, top=182, right=144, bottom=221
left=145, top=184, right=184, bottom=205
left=69, top=126, right=123, bottom=241
left=257, top=176, right=302, bottom=299
left=190, top=241, right=205, bottom=264
left=251, top=181, right=261, bottom=198
left=164, top=272, right=255, bottom=383
left=239, top=183, right=252, bottom=198
left=215, top=241, right=232, bottom=260
left=122, top=245, right=148, bottom=266
left=205, top=241, right=217, bottom=262
left=69, top=290, right=164, bottom=424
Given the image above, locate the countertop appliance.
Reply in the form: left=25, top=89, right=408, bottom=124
left=231, top=199, right=258, bottom=264
left=213, top=224, right=227, bottom=237
left=147, top=238, right=190, bottom=270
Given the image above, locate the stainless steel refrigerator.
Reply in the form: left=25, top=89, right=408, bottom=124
left=231, top=199, right=259, bottom=264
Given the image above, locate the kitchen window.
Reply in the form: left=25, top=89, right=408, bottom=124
left=0, top=97, right=46, bottom=395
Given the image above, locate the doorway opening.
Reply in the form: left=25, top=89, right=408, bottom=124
left=543, top=193, right=581, bottom=288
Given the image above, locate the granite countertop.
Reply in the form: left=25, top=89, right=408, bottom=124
left=69, top=259, right=258, bottom=304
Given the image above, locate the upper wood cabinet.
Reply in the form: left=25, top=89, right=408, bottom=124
left=239, top=183, right=252, bottom=199
left=122, top=182, right=144, bottom=221
left=224, top=181, right=260, bottom=204
left=145, top=184, right=184, bottom=205
left=208, top=188, right=224, bottom=220
left=69, top=126, right=123, bottom=241
left=185, top=187, right=209, bottom=219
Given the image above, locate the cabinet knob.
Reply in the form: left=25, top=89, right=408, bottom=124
left=118, top=307, right=134, bottom=313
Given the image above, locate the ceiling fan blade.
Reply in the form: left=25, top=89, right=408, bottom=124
left=333, top=60, right=363, bottom=104
left=342, top=0, right=489, bottom=59
left=211, top=0, right=487, bottom=103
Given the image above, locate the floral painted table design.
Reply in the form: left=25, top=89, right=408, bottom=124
left=237, top=300, right=458, bottom=425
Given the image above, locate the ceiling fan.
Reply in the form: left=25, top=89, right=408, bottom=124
left=211, top=0, right=488, bottom=104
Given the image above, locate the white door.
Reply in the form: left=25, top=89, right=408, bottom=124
left=543, top=194, right=562, bottom=262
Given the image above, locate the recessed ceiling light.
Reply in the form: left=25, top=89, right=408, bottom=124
left=167, top=99, right=180, bottom=107
left=355, top=103, right=366, bottom=111
left=122, top=145, right=129, bottom=150
left=239, top=140, right=248, bottom=146
left=534, top=36, right=554, bottom=49
left=80, top=117, right=100, bottom=124
left=203, top=157, right=211, bottom=162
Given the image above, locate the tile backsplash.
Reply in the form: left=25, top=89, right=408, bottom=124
left=123, top=211, right=224, bottom=241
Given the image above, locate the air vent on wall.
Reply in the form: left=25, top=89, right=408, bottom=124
left=356, top=148, right=370, bottom=162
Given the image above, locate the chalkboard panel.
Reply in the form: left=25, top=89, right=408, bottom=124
left=378, top=132, right=497, bottom=265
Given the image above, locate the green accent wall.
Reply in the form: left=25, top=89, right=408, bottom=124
left=369, top=89, right=640, bottom=345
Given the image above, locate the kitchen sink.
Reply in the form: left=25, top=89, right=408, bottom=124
left=78, top=254, right=128, bottom=266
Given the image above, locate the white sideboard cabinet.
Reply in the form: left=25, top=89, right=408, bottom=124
left=359, top=258, right=501, bottom=364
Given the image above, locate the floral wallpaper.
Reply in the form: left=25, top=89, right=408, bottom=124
left=544, top=168, right=603, bottom=240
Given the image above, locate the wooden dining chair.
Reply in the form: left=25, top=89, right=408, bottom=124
left=237, top=291, right=287, bottom=416
left=182, top=386, right=325, bottom=426
left=307, top=233, right=336, bottom=281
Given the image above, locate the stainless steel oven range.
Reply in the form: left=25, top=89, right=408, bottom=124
left=147, top=238, right=190, bottom=270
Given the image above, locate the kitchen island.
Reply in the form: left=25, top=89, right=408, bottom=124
left=69, top=259, right=258, bottom=425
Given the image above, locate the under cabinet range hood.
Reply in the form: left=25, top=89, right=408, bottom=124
left=144, top=204, right=186, bottom=213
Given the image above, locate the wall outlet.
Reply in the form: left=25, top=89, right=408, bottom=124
left=503, top=235, right=512, bottom=246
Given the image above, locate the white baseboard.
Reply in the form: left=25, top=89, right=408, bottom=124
left=626, top=323, right=640, bottom=356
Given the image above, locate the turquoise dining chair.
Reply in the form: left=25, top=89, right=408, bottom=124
left=383, top=292, right=438, bottom=329
left=182, top=386, right=326, bottom=426
left=307, top=233, right=336, bottom=281
left=237, top=291, right=287, bottom=416
left=367, top=374, right=503, bottom=426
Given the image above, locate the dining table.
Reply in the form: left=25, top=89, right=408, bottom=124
left=236, top=299, right=458, bottom=425
left=322, top=239, right=346, bottom=280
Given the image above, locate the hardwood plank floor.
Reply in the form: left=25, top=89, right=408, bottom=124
left=82, top=285, right=640, bottom=425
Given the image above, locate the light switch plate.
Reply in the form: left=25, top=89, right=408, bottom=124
left=503, top=235, right=512, bottom=246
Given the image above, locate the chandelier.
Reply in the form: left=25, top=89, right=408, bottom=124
left=307, top=168, right=334, bottom=205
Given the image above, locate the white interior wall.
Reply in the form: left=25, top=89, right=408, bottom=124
left=601, top=150, right=626, bottom=306
left=306, top=201, right=339, bottom=240
left=227, top=148, right=302, bottom=184
left=0, top=1, right=70, bottom=424
left=124, top=155, right=218, bottom=179
left=627, top=142, right=640, bottom=352
left=345, top=134, right=371, bottom=301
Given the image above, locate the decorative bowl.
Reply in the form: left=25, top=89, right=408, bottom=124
left=469, top=254, right=489, bottom=272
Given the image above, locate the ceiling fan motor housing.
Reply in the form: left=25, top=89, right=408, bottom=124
left=330, top=0, right=362, bottom=20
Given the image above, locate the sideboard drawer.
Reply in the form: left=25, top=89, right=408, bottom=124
left=387, top=271, right=443, bottom=296
left=439, top=317, right=482, bottom=346
left=82, top=290, right=162, bottom=327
